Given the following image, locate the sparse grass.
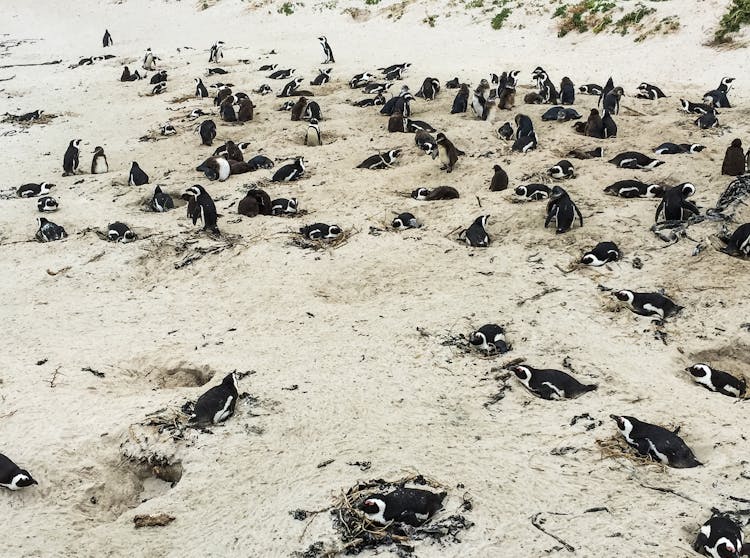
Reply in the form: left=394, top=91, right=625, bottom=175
left=612, top=3, right=655, bottom=35
left=278, top=1, right=294, bottom=14
left=556, top=0, right=616, bottom=37
left=423, top=13, right=438, bottom=26
left=714, top=0, right=750, bottom=43
left=554, top=0, right=673, bottom=40
left=364, top=0, right=380, bottom=4
left=491, top=8, right=512, bottom=29
left=466, top=0, right=484, bottom=8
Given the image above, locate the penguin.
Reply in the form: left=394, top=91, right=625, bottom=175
left=189, top=372, right=238, bottom=425
left=489, top=164, right=508, bottom=191
left=208, top=41, right=224, bottom=64
left=184, top=185, right=219, bottom=233
left=654, top=142, right=705, bottom=155
left=37, top=196, right=59, bottom=212
left=584, top=109, right=605, bottom=138
left=497, top=122, right=514, bottom=140
left=0, top=454, right=37, bottom=490
left=610, top=414, right=701, bottom=468
left=196, top=157, right=231, bottom=181
left=514, top=184, right=550, bottom=201
left=258, top=63, right=277, bottom=71
left=272, top=157, right=305, bottom=182
left=224, top=141, right=244, bottom=162
left=271, top=197, right=298, bottom=215
left=581, top=241, right=621, bottom=266
left=363, top=82, right=391, bottom=95
left=198, top=120, right=217, bottom=146
left=704, top=77, right=734, bottom=108
left=541, top=106, right=582, bottom=122
left=579, top=84, right=603, bottom=95
left=636, top=82, right=666, bottom=100
left=601, top=110, right=617, bottom=138
left=189, top=109, right=209, bottom=118
left=392, top=212, right=419, bottom=230
left=451, top=84, right=470, bottom=113
left=721, top=223, right=750, bottom=257
left=128, top=161, right=149, bottom=186
left=303, top=101, right=322, bottom=121
left=238, top=189, right=272, bottom=217
left=721, top=139, right=745, bottom=176
left=362, top=488, right=446, bottom=527
left=357, top=150, right=401, bottom=170
left=90, top=146, right=108, bottom=174
left=497, top=85, right=515, bottom=110
left=602, top=86, right=624, bottom=114
left=436, top=132, right=463, bottom=173
left=279, top=100, right=296, bottom=111
left=220, top=102, right=237, bottom=122
left=142, top=48, right=156, bottom=71
left=567, top=146, right=604, bottom=160
left=604, top=180, right=664, bottom=198
left=228, top=161, right=256, bottom=175
left=410, top=186, right=459, bottom=201
left=107, top=222, right=136, bottom=243
left=150, top=70, right=167, bottom=85
left=608, top=152, right=664, bottom=169
left=378, top=62, right=410, bottom=75
left=511, top=365, right=597, bottom=400
left=524, top=92, right=543, bottom=104
left=680, top=99, right=715, bottom=114
left=151, top=82, right=167, bottom=95
left=269, top=68, right=294, bottom=79
left=547, top=160, right=574, bottom=179
left=405, top=118, right=436, bottom=133
left=598, top=77, right=615, bottom=107
left=102, top=29, right=113, bottom=47
left=693, top=513, right=745, bottom=558
left=353, top=94, right=385, bottom=107
left=300, top=223, right=342, bottom=240
left=310, top=68, right=332, bottom=85
left=469, top=324, right=509, bottom=354
left=560, top=76, right=575, bottom=104
left=416, top=77, right=440, bottom=100
left=195, top=78, right=209, bottom=98
left=305, top=118, right=321, bottom=146
left=349, top=72, right=375, bottom=88
left=207, top=67, right=228, bottom=75
left=655, top=186, right=699, bottom=221
left=414, top=130, right=437, bottom=158
left=686, top=364, right=746, bottom=398
left=383, top=67, right=404, bottom=81
left=246, top=155, right=275, bottom=170
left=161, top=123, right=176, bottom=136
left=255, top=84, right=272, bottom=96
left=150, top=185, right=174, bottom=212
left=696, top=112, right=719, bottom=129
left=388, top=112, right=407, bottom=133
left=17, top=182, right=53, bottom=198
left=62, top=139, right=81, bottom=176
left=612, top=290, right=683, bottom=320
left=515, top=113, right=535, bottom=139
left=290, top=97, right=308, bottom=121
left=318, top=36, right=335, bottom=64
left=458, top=215, right=490, bottom=247
left=545, top=186, right=582, bottom=234
left=471, top=84, right=488, bottom=119
left=36, top=217, right=67, bottom=242
left=278, top=77, right=303, bottom=97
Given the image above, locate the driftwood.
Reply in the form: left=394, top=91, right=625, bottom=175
left=133, top=514, right=175, bottom=528
left=530, top=512, right=575, bottom=552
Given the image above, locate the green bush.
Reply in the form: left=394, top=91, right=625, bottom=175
left=491, top=8, right=512, bottom=29
left=715, top=0, right=750, bottom=43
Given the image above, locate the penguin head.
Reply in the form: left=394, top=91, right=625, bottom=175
left=513, top=186, right=527, bottom=197
left=469, top=331, right=486, bottom=347
left=10, top=470, right=37, bottom=489
left=592, top=147, right=604, bottom=157
left=411, top=188, right=429, bottom=200
left=609, top=414, right=632, bottom=434
left=72, top=139, right=82, bottom=148
left=287, top=198, right=298, bottom=211
left=392, top=217, right=405, bottom=229
left=107, top=229, right=120, bottom=241
left=222, top=372, right=239, bottom=391
left=361, top=497, right=386, bottom=523
left=318, top=36, right=326, bottom=42
left=510, top=365, right=532, bottom=382
left=731, top=138, right=742, bottom=149
left=37, top=217, right=49, bottom=228
left=613, top=290, right=634, bottom=304
left=309, top=118, right=319, bottom=126
left=686, top=363, right=712, bottom=379
left=679, top=99, right=690, bottom=111
left=475, top=215, right=490, bottom=227
left=678, top=182, right=696, bottom=198
left=580, top=253, right=596, bottom=266
left=122, top=230, right=136, bottom=243
left=37, top=196, right=58, bottom=212
left=689, top=144, right=705, bottom=153
left=646, top=184, right=664, bottom=197
left=327, top=225, right=342, bottom=238
left=493, top=164, right=503, bottom=173
left=715, top=541, right=739, bottom=558
left=184, top=185, right=203, bottom=199
left=549, top=185, right=566, bottom=200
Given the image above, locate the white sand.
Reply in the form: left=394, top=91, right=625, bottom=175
left=1, top=0, right=749, bottom=556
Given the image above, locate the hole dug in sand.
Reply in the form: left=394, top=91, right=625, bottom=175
left=124, top=358, right=217, bottom=389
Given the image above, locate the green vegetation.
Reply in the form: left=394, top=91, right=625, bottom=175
left=278, top=2, right=294, bottom=14
left=555, top=1, right=616, bottom=37
left=364, top=0, right=380, bottom=4
left=714, top=0, right=750, bottom=43
left=466, top=0, right=484, bottom=8
left=491, top=8, right=512, bottom=29
left=423, top=14, right=438, bottom=26
left=554, top=0, right=675, bottom=40
left=613, top=3, right=655, bottom=35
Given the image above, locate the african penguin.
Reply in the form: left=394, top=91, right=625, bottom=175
left=184, top=185, right=219, bottom=233
left=196, top=157, right=231, bottom=182
left=581, top=242, right=621, bottom=266
left=357, top=150, right=400, bottom=170
left=436, top=133, right=463, bottom=173
left=198, top=120, right=217, bottom=146
left=721, top=223, right=750, bottom=257
left=195, top=78, right=209, bottom=98
left=208, top=41, right=224, bottom=64
left=150, top=185, right=174, bottom=212
left=305, top=118, right=322, bottom=146
left=238, top=189, right=272, bottom=217
left=246, top=155, right=274, bottom=170
left=604, top=180, right=664, bottom=198
left=608, top=152, right=664, bottom=170
left=655, top=185, right=699, bottom=222
left=721, top=139, right=745, bottom=176
left=37, top=196, right=59, bottom=212
left=36, top=217, right=67, bottom=242
left=318, top=36, right=335, bottom=64
left=361, top=487, right=446, bottom=527
left=17, top=182, right=53, bottom=198
left=62, top=139, right=82, bottom=176
left=272, top=157, right=305, bottom=182
left=392, top=212, right=419, bottom=230
left=102, top=29, right=113, bottom=47
left=271, top=197, right=298, bottom=215
left=545, top=186, right=583, bottom=233
left=410, top=186, right=459, bottom=201
left=654, top=142, right=705, bottom=155
left=310, top=68, right=332, bottom=85
left=269, top=68, right=294, bottom=80
left=693, top=513, right=745, bottom=558
left=190, top=372, right=238, bottom=425
left=497, top=122, right=514, bottom=140
left=90, top=146, right=108, bottom=174
left=612, top=290, right=683, bottom=321
left=300, top=223, right=342, bottom=240
left=489, top=164, right=508, bottom=191
left=636, top=82, right=666, bottom=100
left=514, top=184, right=550, bottom=201
left=458, top=215, right=490, bottom=247
left=579, top=84, right=603, bottom=96
left=610, top=415, right=701, bottom=468
left=107, top=222, right=136, bottom=243
left=685, top=364, right=746, bottom=398
left=128, top=162, right=149, bottom=186
left=0, top=454, right=37, bottom=490
left=511, top=365, right=597, bottom=400
left=469, top=324, right=509, bottom=354
left=547, top=160, right=575, bottom=179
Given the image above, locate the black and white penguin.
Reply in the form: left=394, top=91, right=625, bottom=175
left=258, top=63, right=277, bottom=71
left=545, top=186, right=582, bottom=234
left=357, top=149, right=401, bottom=170
left=246, top=155, right=275, bottom=170
left=90, top=146, right=108, bottom=174
left=305, top=118, right=321, bottom=146
left=378, top=62, right=411, bottom=75
left=272, top=157, right=305, bottom=182
left=220, top=102, right=237, bottom=122
left=269, top=68, right=295, bottom=80
left=62, top=139, right=82, bottom=176
left=271, top=197, right=298, bottom=215
left=361, top=488, right=446, bottom=527
left=685, top=364, right=746, bottom=398
left=300, top=223, right=342, bottom=240
left=654, top=142, right=705, bottom=155
left=128, top=161, right=149, bottom=186
left=142, top=48, right=156, bottom=71
left=37, top=196, right=58, bottom=212
left=36, top=217, right=67, bottom=242
left=459, top=215, right=490, bottom=247
left=470, top=83, right=489, bottom=119
left=150, top=185, right=174, bottom=212
left=353, top=93, right=385, bottom=107
left=514, top=184, right=550, bottom=201
left=511, top=365, right=597, bottom=400
left=278, top=77, right=304, bottom=97
left=255, top=84, right=272, bottom=96
left=704, top=77, right=734, bottom=108
left=601, top=110, right=617, bottom=138
left=436, top=133, right=464, bottom=173
left=581, top=242, right=621, bottom=266
left=310, top=68, right=333, bottom=85
left=195, top=78, right=209, bottom=98
left=567, top=146, right=604, bottom=159
left=610, top=414, right=701, bottom=468
left=416, top=77, right=441, bottom=101
left=560, top=76, right=575, bottom=104
left=513, top=114, right=537, bottom=152
left=107, top=222, right=136, bottom=243
left=636, top=82, right=666, bottom=100
left=363, top=82, right=392, bottom=95
left=102, top=29, right=113, bottom=47
left=149, top=70, right=167, bottom=85
left=721, top=223, right=750, bottom=257
left=547, top=160, right=575, bottom=179
left=469, top=324, right=509, bottom=354
left=410, top=186, right=459, bottom=201
left=598, top=76, right=615, bottom=107
left=161, top=123, right=176, bottom=136
left=693, top=513, right=745, bottom=558
left=196, top=156, right=231, bottom=182
left=303, top=100, right=322, bottom=121
left=608, top=152, right=664, bottom=170
left=722, top=139, right=745, bottom=176
left=208, top=41, right=224, bottom=64
left=579, top=83, right=603, bottom=96
left=207, top=67, right=228, bottom=76
left=392, top=212, right=419, bottom=230
left=17, top=182, right=53, bottom=198
left=238, top=189, right=272, bottom=217
left=655, top=186, right=699, bottom=222
left=541, top=106, right=582, bottom=122
left=696, top=112, right=719, bottom=129
left=415, top=130, right=437, bottom=157
left=184, top=185, right=219, bottom=233
left=445, top=77, right=460, bottom=89
left=604, top=180, right=664, bottom=198
left=0, top=454, right=37, bottom=490
left=151, top=82, right=167, bottom=95
left=318, top=36, right=335, bottom=64
left=349, top=72, right=375, bottom=88
left=612, top=290, right=683, bottom=320
left=189, top=372, right=238, bottom=425
left=189, top=109, right=209, bottom=119
left=489, top=164, right=508, bottom=191
left=198, top=120, right=217, bottom=146
left=680, top=99, right=715, bottom=114
left=450, top=83, right=470, bottom=114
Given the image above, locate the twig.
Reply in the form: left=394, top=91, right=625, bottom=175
left=0, top=60, right=61, bottom=69
left=475, top=195, right=482, bottom=208
left=530, top=512, right=575, bottom=552
left=48, top=366, right=62, bottom=388
left=517, top=287, right=561, bottom=306
left=639, top=484, right=696, bottom=503
left=0, top=74, right=15, bottom=81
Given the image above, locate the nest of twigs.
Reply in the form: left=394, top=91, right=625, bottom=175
left=290, top=228, right=358, bottom=251
left=596, top=435, right=668, bottom=470
left=2, top=112, right=58, bottom=126
left=295, top=474, right=473, bottom=557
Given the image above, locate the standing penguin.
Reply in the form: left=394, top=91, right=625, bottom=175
left=305, top=118, right=322, bottom=146
left=318, top=36, right=335, bottom=63
left=721, top=138, right=745, bottom=176
left=489, top=164, right=508, bottom=191
left=560, top=76, right=575, bottom=104
left=0, top=454, right=37, bottom=490
left=189, top=372, right=239, bottom=425
left=62, top=139, right=82, bottom=176
left=184, top=185, right=219, bottom=233
left=102, top=29, right=113, bottom=47
left=237, top=98, right=255, bottom=122
left=90, top=146, right=108, bottom=174
left=208, top=41, right=224, bottom=63
left=436, top=132, right=464, bottom=173
left=451, top=84, right=470, bottom=114
left=545, top=186, right=583, bottom=233
left=142, top=48, right=156, bottom=71
left=128, top=161, right=149, bottom=186
left=195, top=78, right=208, bottom=98
left=198, top=120, right=217, bottom=146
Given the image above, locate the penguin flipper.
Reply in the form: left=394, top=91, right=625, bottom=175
left=655, top=200, right=665, bottom=223
left=574, top=203, right=584, bottom=227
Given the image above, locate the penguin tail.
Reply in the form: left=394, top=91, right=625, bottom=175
left=583, top=384, right=598, bottom=392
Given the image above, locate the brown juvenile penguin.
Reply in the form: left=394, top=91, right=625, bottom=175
left=436, top=132, right=464, bottom=173
left=584, top=109, right=604, bottom=138
left=225, top=141, right=244, bottom=162
left=524, top=92, right=543, bottom=104
left=489, top=164, right=509, bottom=191
left=237, top=98, right=255, bottom=122
left=497, top=86, right=515, bottom=110
left=228, top=161, right=255, bottom=175
left=388, top=111, right=407, bottom=133
left=722, top=138, right=745, bottom=176
left=120, top=66, right=131, bottom=82
left=291, top=97, right=308, bottom=121
left=238, top=189, right=272, bottom=217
